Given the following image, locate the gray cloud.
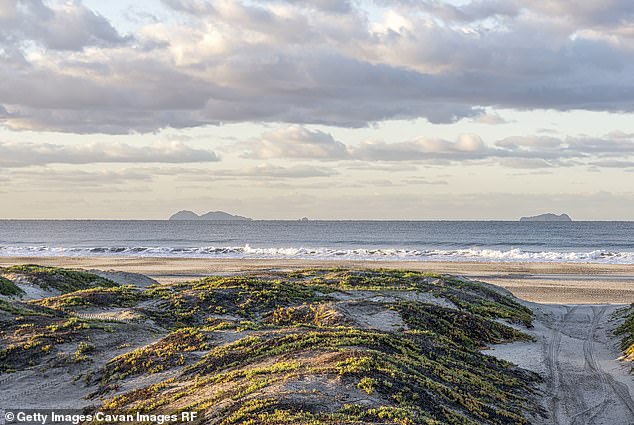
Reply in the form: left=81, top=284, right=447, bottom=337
left=1, top=0, right=634, bottom=132
left=0, top=140, right=220, bottom=167
left=588, top=159, right=634, bottom=168
left=528, top=0, right=634, bottom=27
left=413, top=0, right=634, bottom=28
left=414, top=0, right=521, bottom=22
left=160, top=0, right=216, bottom=15
left=0, top=0, right=130, bottom=51
left=281, top=0, right=353, bottom=14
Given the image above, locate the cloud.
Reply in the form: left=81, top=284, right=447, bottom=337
left=415, top=0, right=521, bottom=22
left=280, top=0, right=353, bottom=14
left=160, top=0, right=216, bottom=15
left=350, top=132, right=634, bottom=165
left=401, top=176, right=448, bottom=185
left=495, top=135, right=634, bottom=157
left=474, top=111, right=509, bottom=125
left=588, top=159, right=634, bottom=168
left=0, top=140, right=220, bottom=167
left=235, top=126, right=634, bottom=167
left=8, top=168, right=154, bottom=190
left=353, top=134, right=491, bottom=161
left=244, top=126, right=350, bottom=160
left=0, top=0, right=130, bottom=51
left=1, top=0, right=634, bottom=132
left=208, top=164, right=337, bottom=179
left=527, top=0, right=634, bottom=27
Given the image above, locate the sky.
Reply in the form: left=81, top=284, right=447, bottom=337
left=1, top=0, right=634, bottom=220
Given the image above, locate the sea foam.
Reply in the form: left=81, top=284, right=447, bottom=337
left=0, top=245, right=633, bottom=264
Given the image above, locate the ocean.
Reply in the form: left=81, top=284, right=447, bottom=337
left=0, top=220, right=633, bottom=264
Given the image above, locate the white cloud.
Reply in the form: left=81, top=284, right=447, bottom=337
left=244, top=126, right=350, bottom=160
left=0, top=140, right=220, bottom=167
left=496, top=135, right=634, bottom=157
left=205, top=164, right=337, bottom=179
left=353, top=134, right=491, bottom=161
left=236, top=127, right=634, bottom=167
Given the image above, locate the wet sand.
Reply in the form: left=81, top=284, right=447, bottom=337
left=1, top=257, right=634, bottom=304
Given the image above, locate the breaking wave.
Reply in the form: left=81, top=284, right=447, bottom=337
left=0, top=245, right=633, bottom=264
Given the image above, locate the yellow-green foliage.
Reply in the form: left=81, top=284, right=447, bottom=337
left=144, top=276, right=329, bottom=327
left=4, top=268, right=539, bottom=425
left=0, top=315, right=99, bottom=372
left=1, top=265, right=118, bottom=293
left=615, top=304, right=634, bottom=361
left=100, top=328, right=207, bottom=383
left=74, top=341, right=96, bottom=362
left=357, top=376, right=377, bottom=395
left=267, top=303, right=345, bottom=327
left=98, top=270, right=539, bottom=425
left=36, top=286, right=141, bottom=311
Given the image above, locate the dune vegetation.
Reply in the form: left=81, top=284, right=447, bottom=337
left=0, top=276, right=24, bottom=297
left=615, top=305, right=634, bottom=362
left=0, top=266, right=544, bottom=424
left=0, top=265, right=118, bottom=294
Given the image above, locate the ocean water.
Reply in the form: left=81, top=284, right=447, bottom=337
left=0, top=220, right=633, bottom=264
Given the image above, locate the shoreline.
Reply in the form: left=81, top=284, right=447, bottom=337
left=2, top=256, right=634, bottom=304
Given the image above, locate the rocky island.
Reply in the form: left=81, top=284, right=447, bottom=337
left=169, top=210, right=252, bottom=221
left=520, top=213, right=572, bottom=222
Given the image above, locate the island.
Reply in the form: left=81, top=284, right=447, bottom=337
left=519, top=213, right=572, bottom=222
left=168, top=210, right=252, bottom=221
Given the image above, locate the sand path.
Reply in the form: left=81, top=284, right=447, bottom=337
left=491, top=303, right=634, bottom=424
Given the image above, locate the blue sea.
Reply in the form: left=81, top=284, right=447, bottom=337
left=0, top=220, right=633, bottom=264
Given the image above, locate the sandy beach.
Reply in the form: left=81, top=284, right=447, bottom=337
left=2, top=257, right=634, bottom=304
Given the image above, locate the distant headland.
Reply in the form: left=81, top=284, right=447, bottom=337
left=519, top=213, right=572, bottom=222
left=168, top=210, right=252, bottom=221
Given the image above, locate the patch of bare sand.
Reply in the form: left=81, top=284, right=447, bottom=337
left=0, top=322, right=161, bottom=409
left=88, top=270, right=158, bottom=288
left=486, top=302, right=634, bottom=424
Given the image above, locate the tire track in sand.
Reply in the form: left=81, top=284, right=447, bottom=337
left=565, top=305, right=634, bottom=425
left=585, top=306, right=634, bottom=423
left=570, top=306, right=609, bottom=424
left=546, top=305, right=579, bottom=425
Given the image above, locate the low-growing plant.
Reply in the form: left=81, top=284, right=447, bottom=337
left=0, top=276, right=24, bottom=297
left=1, top=265, right=118, bottom=293
left=100, top=328, right=208, bottom=384
left=615, top=304, right=634, bottom=361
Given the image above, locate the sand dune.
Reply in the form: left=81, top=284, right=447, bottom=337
left=2, top=258, right=634, bottom=423
left=2, top=257, right=634, bottom=303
